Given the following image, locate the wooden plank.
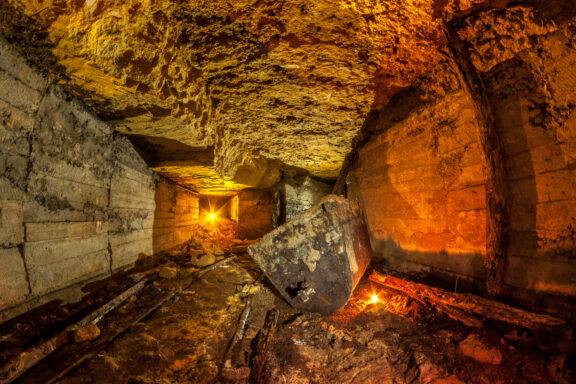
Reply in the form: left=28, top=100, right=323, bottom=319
left=0, top=279, right=146, bottom=384
left=370, top=271, right=567, bottom=331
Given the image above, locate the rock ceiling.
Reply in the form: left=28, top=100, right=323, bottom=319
left=1, top=0, right=510, bottom=195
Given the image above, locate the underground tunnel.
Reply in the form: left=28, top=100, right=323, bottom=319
left=0, top=0, right=576, bottom=383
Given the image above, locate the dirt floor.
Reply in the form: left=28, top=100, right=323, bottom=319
left=0, top=247, right=574, bottom=384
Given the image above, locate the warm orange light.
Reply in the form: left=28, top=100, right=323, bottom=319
left=209, top=213, right=215, bottom=220
left=371, top=293, right=378, bottom=304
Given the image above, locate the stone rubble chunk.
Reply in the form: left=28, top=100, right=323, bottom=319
left=74, top=323, right=101, bottom=343
left=159, top=266, right=179, bottom=279
left=190, top=253, right=216, bottom=267
left=458, top=333, right=502, bottom=365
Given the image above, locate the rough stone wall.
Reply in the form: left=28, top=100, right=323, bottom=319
left=271, top=175, right=332, bottom=224
left=351, top=87, right=487, bottom=280
left=1, top=0, right=510, bottom=192
left=350, top=4, right=576, bottom=299
left=152, top=179, right=200, bottom=255
left=237, top=189, right=275, bottom=240
left=282, top=176, right=333, bottom=222
left=0, top=35, right=199, bottom=322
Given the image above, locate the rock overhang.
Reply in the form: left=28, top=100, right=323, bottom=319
left=0, top=0, right=512, bottom=194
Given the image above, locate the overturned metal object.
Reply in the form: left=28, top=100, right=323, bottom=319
left=247, top=195, right=371, bottom=314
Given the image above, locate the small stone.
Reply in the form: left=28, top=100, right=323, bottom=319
left=74, top=323, right=101, bottom=343
left=159, top=266, right=178, bottom=279
left=459, top=333, right=502, bottom=365
left=191, top=253, right=216, bottom=267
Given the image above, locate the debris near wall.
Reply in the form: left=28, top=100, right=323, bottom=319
left=248, top=195, right=371, bottom=314
left=370, top=271, right=569, bottom=334
left=0, top=278, right=147, bottom=384
left=0, top=251, right=570, bottom=384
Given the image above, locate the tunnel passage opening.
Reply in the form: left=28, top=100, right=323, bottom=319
left=199, top=195, right=236, bottom=222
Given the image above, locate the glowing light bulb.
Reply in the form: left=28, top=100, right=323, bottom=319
left=371, top=293, right=378, bottom=304
left=209, top=213, right=215, bottom=220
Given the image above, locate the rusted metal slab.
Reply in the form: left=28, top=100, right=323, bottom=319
left=247, top=195, right=371, bottom=314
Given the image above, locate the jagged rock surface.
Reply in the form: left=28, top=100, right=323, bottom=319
left=0, top=0, right=513, bottom=192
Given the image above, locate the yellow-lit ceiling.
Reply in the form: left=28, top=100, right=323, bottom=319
left=0, top=0, right=509, bottom=194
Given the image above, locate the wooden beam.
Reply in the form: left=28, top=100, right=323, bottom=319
left=443, top=22, right=510, bottom=298
left=0, top=279, right=147, bottom=384
left=251, top=309, right=279, bottom=384
left=46, top=289, right=179, bottom=384
left=222, top=296, right=253, bottom=370
left=370, top=271, right=567, bottom=331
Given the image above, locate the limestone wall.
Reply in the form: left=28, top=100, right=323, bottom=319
left=152, top=178, right=200, bottom=255
left=351, top=89, right=487, bottom=280
left=0, top=36, right=199, bottom=322
left=281, top=176, right=332, bottom=222
left=237, top=189, right=275, bottom=240
left=350, top=6, right=576, bottom=301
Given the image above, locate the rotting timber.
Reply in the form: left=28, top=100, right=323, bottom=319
left=248, top=195, right=371, bottom=314
left=369, top=271, right=568, bottom=333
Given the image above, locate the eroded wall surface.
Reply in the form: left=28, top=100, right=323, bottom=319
left=237, top=189, right=275, bottom=240
left=0, top=0, right=503, bottom=191
left=282, top=176, right=332, bottom=222
left=0, top=36, right=199, bottom=321
left=350, top=4, right=576, bottom=299
left=152, top=179, right=200, bottom=256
